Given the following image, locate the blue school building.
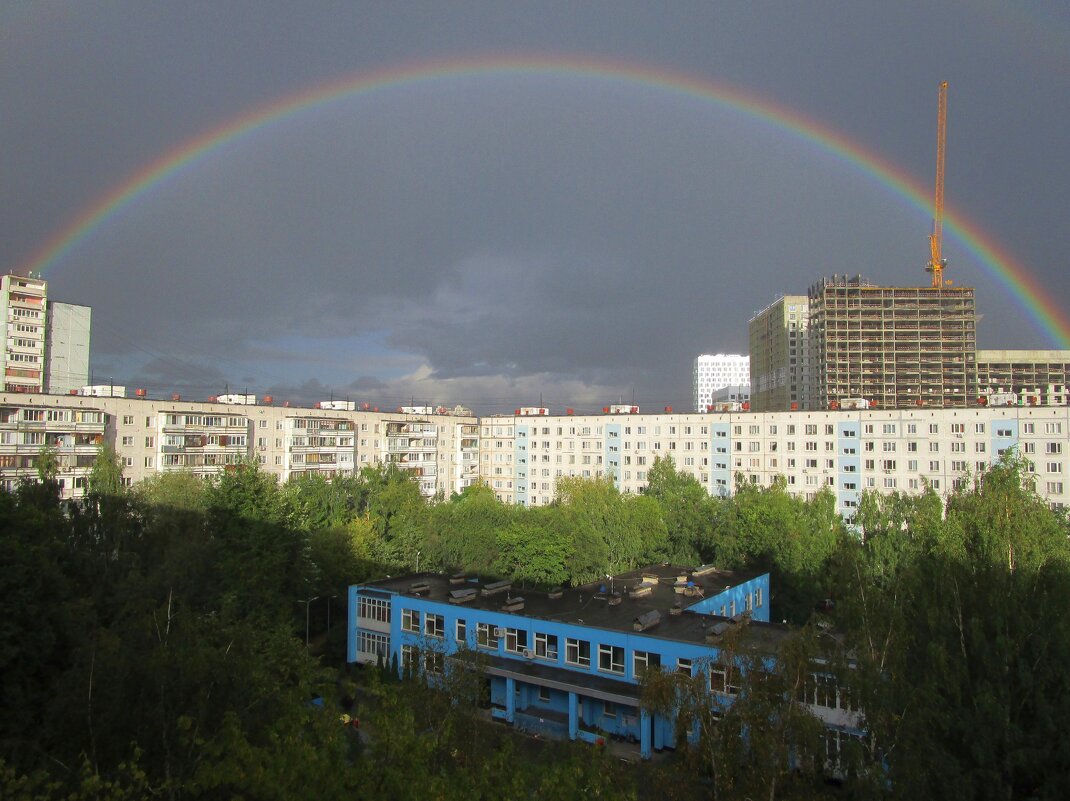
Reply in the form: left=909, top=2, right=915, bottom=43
left=347, top=564, right=856, bottom=760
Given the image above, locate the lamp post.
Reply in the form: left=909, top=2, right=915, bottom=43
left=416, top=550, right=421, bottom=573
left=297, top=596, right=319, bottom=648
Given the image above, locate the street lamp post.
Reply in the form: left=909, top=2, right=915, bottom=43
left=297, top=596, right=319, bottom=648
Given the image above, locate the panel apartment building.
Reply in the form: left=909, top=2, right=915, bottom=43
left=2, top=273, right=91, bottom=395
left=0, top=391, right=479, bottom=500
left=4, top=392, right=1070, bottom=518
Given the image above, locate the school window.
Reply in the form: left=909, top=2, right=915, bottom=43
left=424, top=613, right=444, bottom=638
left=710, top=665, right=740, bottom=696
left=401, top=608, right=420, bottom=633
left=538, top=686, right=551, bottom=703
left=633, top=650, right=661, bottom=676
left=598, top=644, right=625, bottom=674
left=755, top=587, right=763, bottom=608
left=455, top=618, right=467, bottom=644
left=565, top=638, right=591, bottom=667
left=534, top=632, right=558, bottom=660
left=477, top=623, right=500, bottom=650
left=677, top=657, right=693, bottom=676
left=504, top=628, right=528, bottom=654
left=358, top=596, right=390, bottom=623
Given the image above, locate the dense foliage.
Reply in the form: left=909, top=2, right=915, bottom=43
left=1, top=451, right=1068, bottom=799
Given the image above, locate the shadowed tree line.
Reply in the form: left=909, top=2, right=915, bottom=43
left=2, top=449, right=1069, bottom=799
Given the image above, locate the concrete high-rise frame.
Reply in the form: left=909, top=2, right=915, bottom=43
left=807, top=275, right=978, bottom=409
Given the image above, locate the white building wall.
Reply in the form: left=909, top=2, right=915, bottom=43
left=45, top=302, right=91, bottom=395
left=1, top=392, right=1067, bottom=513
left=693, top=354, right=750, bottom=412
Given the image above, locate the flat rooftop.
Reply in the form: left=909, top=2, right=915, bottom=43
left=363, top=563, right=789, bottom=650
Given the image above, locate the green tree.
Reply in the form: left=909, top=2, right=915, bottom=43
left=87, top=445, right=124, bottom=497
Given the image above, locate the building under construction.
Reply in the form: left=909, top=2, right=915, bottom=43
left=807, top=274, right=978, bottom=409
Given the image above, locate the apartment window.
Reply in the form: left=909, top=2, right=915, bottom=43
left=598, top=644, right=625, bottom=674
left=144, top=436, right=154, bottom=448
left=122, top=436, right=134, bottom=446
left=1047, top=482, right=1064, bottom=494
left=534, top=632, right=558, bottom=660
left=401, top=608, right=420, bottom=634
left=633, top=650, right=661, bottom=677
left=1047, top=462, right=1063, bottom=474
left=424, top=613, right=444, bottom=639
left=144, top=457, right=154, bottom=468
left=122, top=415, right=134, bottom=425
left=565, top=638, right=591, bottom=668
left=1047, top=442, right=1062, bottom=455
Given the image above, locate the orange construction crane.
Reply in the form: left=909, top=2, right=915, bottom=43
left=926, top=81, right=948, bottom=287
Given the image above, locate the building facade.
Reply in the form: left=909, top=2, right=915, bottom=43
left=748, top=295, right=811, bottom=412
left=3, top=392, right=1069, bottom=516
left=977, top=349, right=1070, bottom=403
left=693, top=354, right=750, bottom=412
left=44, top=302, right=92, bottom=394
left=345, top=564, right=843, bottom=761
left=2, top=274, right=48, bottom=394
left=806, top=275, right=978, bottom=410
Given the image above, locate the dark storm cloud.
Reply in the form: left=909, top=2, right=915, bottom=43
left=2, top=2, right=1068, bottom=410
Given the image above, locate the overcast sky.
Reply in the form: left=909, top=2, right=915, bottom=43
left=3, top=2, right=1068, bottom=413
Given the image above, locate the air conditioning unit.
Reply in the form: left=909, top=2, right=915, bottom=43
left=493, top=627, right=503, bottom=637
left=523, top=649, right=534, bottom=659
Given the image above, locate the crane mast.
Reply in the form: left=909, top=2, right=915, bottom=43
left=926, top=81, right=948, bottom=288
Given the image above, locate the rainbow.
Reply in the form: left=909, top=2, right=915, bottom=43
left=22, top=54, right=1070, bottom=347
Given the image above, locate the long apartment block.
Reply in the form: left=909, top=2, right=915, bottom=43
left=479, top=405, right=1070, bottom=516
left=1, top=392, right=479, bottom=500
left=3, top=393, right=1069, bottom=516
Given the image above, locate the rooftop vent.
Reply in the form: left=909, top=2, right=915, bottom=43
left=481, top=579, right=512, bottom=597
left=633, top=610, right=661, bottom=631
left=669, top=602, right=683, bottom=616
left=409, top=582, right=430, bottom=595
left=502, top=596, right=525, bottom=612
left=607, top=593, right=622, bottom=606
left=629, top=584, right=653, bottom=599
left=449, top=573, right=467, bottom=586
left=547, top=587, right=564, bottom=600
left=692, top=564, right=718, bottom=577
left=449, top=588, right=477, bottom=604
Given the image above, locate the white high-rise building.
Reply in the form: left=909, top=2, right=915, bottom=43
left=693, top=354, right=750, bottom=412
left=45, top=302, right=92, bottom=395
left=1, top=273, right=48, bottom=393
